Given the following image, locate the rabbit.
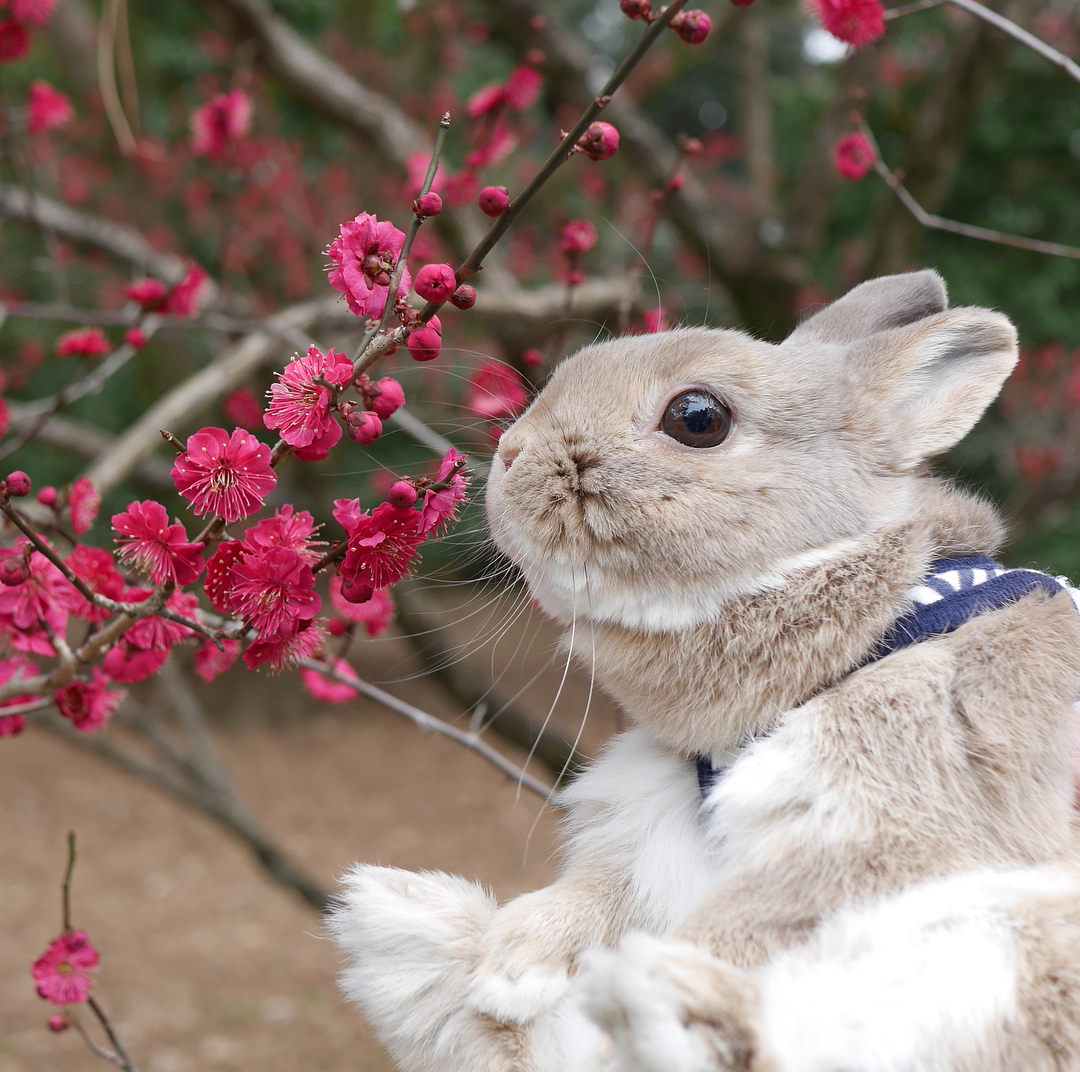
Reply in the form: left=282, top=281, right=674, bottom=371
left=328, top=269, right=1080, bottom=1072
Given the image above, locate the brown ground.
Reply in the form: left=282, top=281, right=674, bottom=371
left=0, top=593, right=618, bottom=1072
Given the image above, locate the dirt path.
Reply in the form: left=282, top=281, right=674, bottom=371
left=1, top=599, right=617, bottom=1072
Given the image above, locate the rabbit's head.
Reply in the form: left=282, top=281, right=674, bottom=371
left=486, top=270, right=1017, bottom=634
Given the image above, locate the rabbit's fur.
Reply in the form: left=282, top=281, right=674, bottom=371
left=329, top=271, right=1080, bottom=1071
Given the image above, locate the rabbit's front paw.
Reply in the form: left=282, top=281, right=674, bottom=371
left=467, top=890, right=589, bottom=1025
left=328, top=865, right=497, bottom=1065
left=577, top=934, right=771, bottom=1072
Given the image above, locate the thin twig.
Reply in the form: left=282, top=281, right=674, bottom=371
left=61, top=831, right=76, bottom=932
left=860, top=120, right=1080, bottom=260
left=87, top=997, right=139, bottom=1072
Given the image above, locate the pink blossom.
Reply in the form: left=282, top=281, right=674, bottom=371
left=102, top=643, right=168, bottom=683
left=264, top=345, right=353, bottom=448
left=125, top=327, right=147, bottom=349
left=229, top=546, right=321, bottom=637
left=32, top=931, right=98, bottom=1005
left=329, top=577, right=393, bottom=636
left=466, top=66, right=542, bottom=116
left=223, top=387, right=263, bottom=430
left=621, top=0, right=652, bottom=18
left=37, top=485, right=56, bottom=507
left=465, top=122, right=518, bottom=169
left=163, top=265, right=208, bottom=317
left=478, top=185, right=509, bottom=217
left=11, top=0, right=57, bottom=25
left=242, top=505, right=322, bottom=562
left=204, top=540, right=246, bottom=613
left=125, top=278, right=168, bottom=310
left=194, top=637, right=240, bottom=682
left=48, top=1014, right=69, bottom=1032
left=191, top=89, right=252, bottom=157
left=171, top=427, right=276, bottom=523
left=27, top=80, right=72, bottom=133
left=335, top=500, right=424, bottom=603
left=5, top=470, right=30, bottom=497
left=112, top=500, right=205, bottom=586
left=66, top=545, right=124, bottom=623
left=0, top=541, right=77, bottom=656
left=0, top=21, right=29, bottom=63
left=419, top=447, right=468, bottom=536
left=292, top=418, right=343, bottom=461
left=242, top=619, right=324, bottom=672
left=56, top=328, right=110, bottom=359
left=576, top=121, right=620, bottom=161
left=833, top=132, right=874, bottom=180
left=467, top=362, right=528, bottom=421
left=522, top=348, right=542, bottom=368
left=54, top=667, right=123, bottom=733
left=407, top=326, right=442, bottom=362
left=812, top=0, right=884, bottom=46
left=642, top=306, right=669, bottom=333
left=327, top=212, right=411, bottom=319
left=669, top=9, right=711, bottom=44
left=0, top=654, right=38, bottom=736
left=414, top=263, right=457, bottom=303
left=68, top=477, right=99, bottom=536
left=560, top=219, right=598, bottom=255
left=125, top=590, right=199, bottom=652
left=0, top=397, right=8, bottom=441
left=442, top=170, right=479, bottom=207
left=300, top=656, right=360, bottom=703
left=359, top=376, right=405, bottom=420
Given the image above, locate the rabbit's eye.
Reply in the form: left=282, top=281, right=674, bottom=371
left=660, top=390, right=732, bottom=448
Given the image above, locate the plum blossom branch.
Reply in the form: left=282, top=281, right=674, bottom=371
left=885, top=0, right=1080, bottom=86
left=858, top=119, right=1080, bottom=260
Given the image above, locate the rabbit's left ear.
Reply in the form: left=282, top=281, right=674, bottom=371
left=854, top=306, right=1018, bottom=469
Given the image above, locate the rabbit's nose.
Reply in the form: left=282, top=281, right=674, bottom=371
left=499, top=444, right=521, bottom=470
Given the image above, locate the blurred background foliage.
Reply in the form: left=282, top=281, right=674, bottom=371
left=1, top=0, right=1079, bottom=583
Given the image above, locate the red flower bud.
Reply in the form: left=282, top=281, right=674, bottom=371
left=0, top=555, right=30, bottom=586
left=387, top=480, right=419, bottom=508
left=560, top=219, right=598, bottom=255
left=668, top=173, right=685, bottom=191
left=730, top=0, right=756, bottom=6
left=125, top=327, right=148, bottom=349
left=524, top=48, right=546, bottom=66
left=478, top=185, right=510, bottom=217
left=620, top=0, right=652, bottom=18
left=48, top=1015, right=70, bottom=1033
left=567, top=269, right=584, bottom=286
left=450, top=284, right=476, bottom=310
left=669, top=9, right=711, bottom=43
left=522, top=348, right=543, bottom=368
left=339, top=575, right=375, bottom=605
left=834, top=132, right=874, bottom=180
left=36, top=485, right=57, bottom=507
left=413, top=192, right=443, bottom=218
left=680, top=136, right=705, bottom=155
left=361, top=376, right=406, bottom=420
left=5, top=471, right=30, bottom=497
left=406, top=326, right=442, bottom=362
left=327, top=618, right=349, bottom=636
left=576, top=121, right=620, bottom=161
left=347, top=410, right=383, bottom=445
left=414, top=263, right=458, bottom=303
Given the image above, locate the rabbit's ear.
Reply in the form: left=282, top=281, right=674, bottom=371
left=863, top=307, right=1018, bottom=468
left=784, top=270, right=947, bottom=346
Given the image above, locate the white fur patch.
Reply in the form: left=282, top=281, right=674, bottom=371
left=559, top=729, right=722, bottom=931
left=756, top=869, right=1071, bottom=1072
left=469, top=962, right=572, bottom=1024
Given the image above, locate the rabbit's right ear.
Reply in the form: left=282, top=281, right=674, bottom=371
left=783, top=270, right=948, bottom=346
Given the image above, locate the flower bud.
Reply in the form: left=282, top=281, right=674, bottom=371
left=0, top=555, right=30, bottom=586
left=327, top=618, right=349, bottom=636
left=363, top=376, right=406, bottom=420
left=387, top=480, right=419, bottom=508
left=5, top=471, right=30, bottom=497
left=620, top=0, right=652, bottom=18
left=406, top=326, right=442, bottom=362
left=125, top=327, right=147, bottom=349
left=339, top=576, right=375, bottom=604
left=680, top=136, right=704, bottom=155
left=478, top=185, right=510, bottom=217
left=414, top=263, right=457, bottom=303
left=567, top=269, right=584, bottom=286
left=730, top=0, right=756, bottom=6
left=576, top=121, right=620, bottom=161
left=560, top=219, right=598, bottom=254
left=669, top=9, right=711, bottom=42
left=524, top=48, right=546, bottom=67
left=347, top=410, right=383, bottom=445
left=522, top=348, right=543, bottom=368
left=450, top=284, right=476, bottom=310
left=668, top=173, right=685, bottom=191
left=413, top=192, right=443, bottom=218
left=36, top=485, right=57, bottom=507
left=48, top=1015, right=70, bottom=1033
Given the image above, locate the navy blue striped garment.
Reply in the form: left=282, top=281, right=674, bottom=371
left=695, top=556, right=1080, bottom=801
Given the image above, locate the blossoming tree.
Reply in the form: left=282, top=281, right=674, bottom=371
left=2, top=0, right=1080, bottom=1064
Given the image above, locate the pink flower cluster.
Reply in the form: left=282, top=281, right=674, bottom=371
left=0, top=0, right=56, bottom=65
